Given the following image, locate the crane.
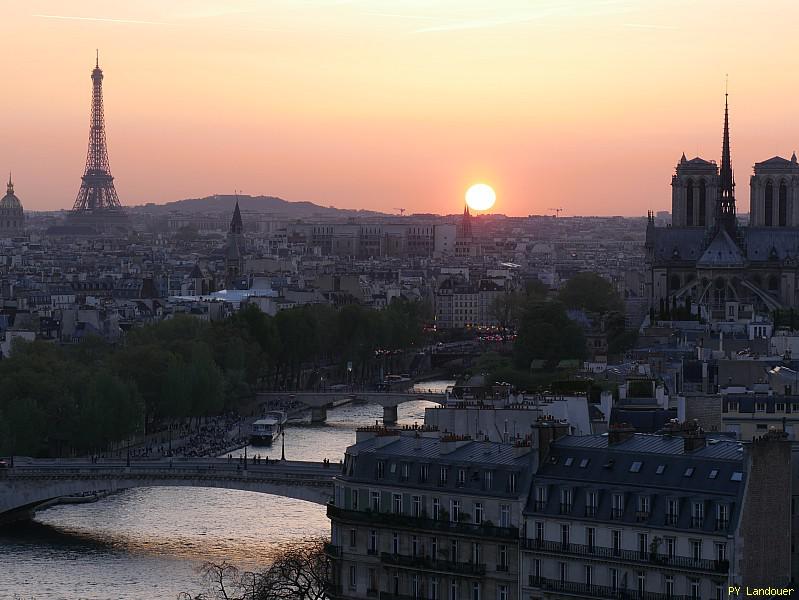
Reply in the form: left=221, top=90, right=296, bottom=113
left=394, top=208, right=406, bottom=216
left=548, top=207, right=564, bottom=218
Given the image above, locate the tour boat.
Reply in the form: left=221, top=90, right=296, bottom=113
left=250, top=411, right=287, bottom=445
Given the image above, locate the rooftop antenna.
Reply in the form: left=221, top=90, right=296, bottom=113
left=96, top=48, right=99, bottom=68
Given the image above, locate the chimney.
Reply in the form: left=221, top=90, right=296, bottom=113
left=608, top=423, right=635, bottom=445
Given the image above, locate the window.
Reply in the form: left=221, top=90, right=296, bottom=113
left=352, top=490, right=359, bottom=510
left=727, top=400, right=738, bottom=412
left=637, top=495, right=650, bottom=519
left=474, top=502, right=484, bottom=524
left=558, top=562, right=567, bottom=583
left=471, top=542, right=481, bottom=564
left=692, top=502, right=704, bottom=527
left=665, top=537, right=676, bottom=558
left=731, top=471, right=743, bottom=481
left=708, top=469, right=718, bottom=480
left=560, top=524, right=570, bottom=547
left=579, top=458, right=590, bottom=468
left=431, top=537, right=438, bottom=558
left=450, top=581, right=458, bottom=600
left=665, top=575, right=674, bottom=597
left=393, top=493, right=403, bottom=514
left=432, top=497, right=441, bottom=520
left=450, top=540, right=459, bottom=562
left=612, top=530, right=621, bottom=555
left=509, top=473, right=517, bottom=492
left=440, top=467, right=448, bottom=484
left=776, top=403, right=786, bottom=412
left=716, top=585, right=725, bottom=600
left=450, top=500, right=461, bottom=522
left=629, top=461, right=642, bottom=473
left=535, top=486, right=547, bottom=510
left=638, top=533, right=648, bottom=557
left=691, top=539, right=702, bottom=561
left=564, top=457, right=574, bottom=466
left=684, top=467, right=695, bottom=477
left=499, top=504, right=510, bottom=527
left=532, top=558, right=541, bottom=578
left=586, top=527, right=596, bottom=551
left=412, top=575, right=420, bottom=599
left=560, top=488, right=573, bottom=513
left=457, top=468, right=466, bottom=485
left=756, top=402, right=766, bottom=413
left=611, top=493, right=624, bottom=518
left=716, top=504, right=729, bottom=529
left=586, top=490, right=598, bottom=517
left=690, top=579, right=700, bottom=599
left=535, top=521, right=544, bottom=541
left=349, top=565, right=357, bottom=588
left=431, top=577, right=439, bottom=600
left=392, top=532, right=399, bottom=554
left=377, top=460, right=385, bottom=479
left=369, top=530, right=377, bottom=554
left=498, top=585, right=507, bottom=600
left=349, top=528, right=357, bottom=548
left=484, top=470, right=493, bottom=489
left=656, top=464, right=666, bottom=475
left=766, top=181, right=774, bottom=226
left=471, top=582, right=480, bottom=600
left=666, top=498, right=679, bottom=525
left=412, top=535, right=419, bottom=557
left=370, top=491, right=380, bottom=511
left=498, top=544, right=507, bottom=570
left=585, top=565, right=593, bottom=585
left=412, top=495, right=422, bottom=517
left=715, top=542, right=727, bottom=561
left=609, top=568, right=619, bottom=592
left=401, top=463, right=409, bottom=481
left=637, top=572, right=646, bottom=595
left=368, top=568, right=377, bottom=593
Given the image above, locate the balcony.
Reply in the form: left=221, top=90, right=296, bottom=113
left=327, top=504, right=519, bottom=540
left=381, top=552, right=486, bottom=577
left=635, top=511, right=650, bottom=522
left=715, top=518, right=729, bottom=531
left=521, top=538, right=729, bottom=574
left=534, top=500, right=547, bottom=511
left=690, top=517, right=704, bottom=528
left=526, top=576, right=698, bottom=600
left=559, top=502, right=573, bottom=515
left=610, top=508, right=624, bottom=519
left=584, top=505, right=597, bottom=517
left=665, top=514, right=678, bottom=526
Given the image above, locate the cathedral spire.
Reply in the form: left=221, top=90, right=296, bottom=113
left=715, top=87, right=737, bottom=234
left=719, top=90, right=734, bottom=197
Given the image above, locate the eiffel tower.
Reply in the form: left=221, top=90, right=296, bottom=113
left=69, top=52, right=127, bottom=229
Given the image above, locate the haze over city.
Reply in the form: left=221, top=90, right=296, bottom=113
left=4, top=0, right=799, bottom=215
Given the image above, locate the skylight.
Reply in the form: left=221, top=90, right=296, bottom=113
left=564, top=457, right=574, bottom=467
left=579, top=458, right=589, bottom=468
left=629, top=461, right=642, bottom=473
left=684, top=467, right=695, bottom=477
left=708, top=469, right=718, bottom=479
left=655, top=465, right=666, bottom=475
left=731, top=472, right=743, bottom=481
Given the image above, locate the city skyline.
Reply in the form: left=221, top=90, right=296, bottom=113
left=5, top=1, right=799, bottom=216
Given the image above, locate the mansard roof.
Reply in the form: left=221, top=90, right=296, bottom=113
left=697, top=229, right=745, bottom=268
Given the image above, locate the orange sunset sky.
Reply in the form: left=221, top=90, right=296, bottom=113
left=3, top=1, right=799, bottom=216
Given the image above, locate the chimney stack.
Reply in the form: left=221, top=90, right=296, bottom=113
left=608, top=423, right=636, bottom=445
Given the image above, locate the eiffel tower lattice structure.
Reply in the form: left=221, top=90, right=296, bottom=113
left=71, top=53, right=124, bottom=215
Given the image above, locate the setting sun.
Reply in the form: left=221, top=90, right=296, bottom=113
left=465, top=183, right=496, bottom=212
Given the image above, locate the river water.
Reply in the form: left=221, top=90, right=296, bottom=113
left=0, top=382, right=452, bottom=600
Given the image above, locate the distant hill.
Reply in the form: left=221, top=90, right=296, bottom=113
left=131, top=194, right=389, bottom=218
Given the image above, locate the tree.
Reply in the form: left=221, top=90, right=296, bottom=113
left=558, top=272, right=623, bottom=314
left=182, top=538, right=329, bottom=600
left=513, top=300, right=586, bottom=368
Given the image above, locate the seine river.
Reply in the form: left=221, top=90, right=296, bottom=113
left=0, top=382, right=452, bottom=600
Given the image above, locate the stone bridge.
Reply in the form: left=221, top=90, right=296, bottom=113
left=0, top=457, right=336, bottom=520
left=258, top=391, right=448, bottom=424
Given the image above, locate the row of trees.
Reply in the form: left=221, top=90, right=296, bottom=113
left=0, top=299, right=428, bottom=457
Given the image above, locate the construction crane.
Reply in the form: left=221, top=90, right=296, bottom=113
left=548, top=207, right=564, bottom=218
left=394, top=208, right=406, bottom=216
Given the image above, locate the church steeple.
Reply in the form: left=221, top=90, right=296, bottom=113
left=716, top=89, right=737, bottom=234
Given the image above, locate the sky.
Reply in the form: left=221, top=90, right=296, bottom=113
left=4, top=1, right=799, bottom=216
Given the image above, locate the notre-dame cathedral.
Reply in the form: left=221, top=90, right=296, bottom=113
left=646, top=94, right=799, bottom=320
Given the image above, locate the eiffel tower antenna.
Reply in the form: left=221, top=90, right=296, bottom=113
left=71, top=52, right=122, bottom=213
